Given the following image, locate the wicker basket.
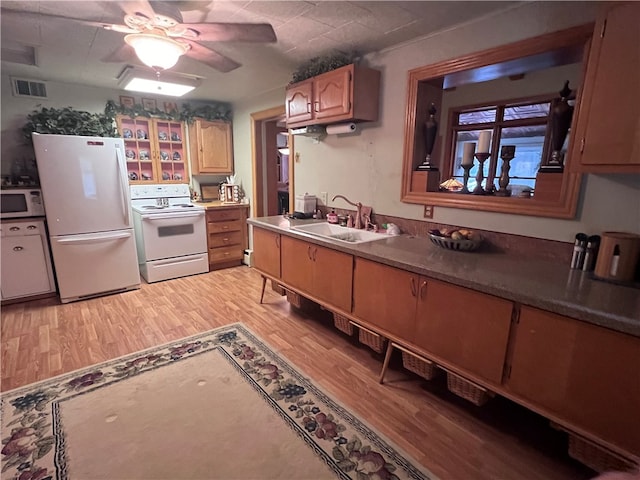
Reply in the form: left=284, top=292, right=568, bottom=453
left=270, top=280, right=286, bottom=296
left=568, top=434, right=635, bottom=473
left=447, top=372, right=492, bottom=406
left=286, top=290, right=302, bottom=307
left=333, top=313, right=354, bottom=335
left=358, top=327, right=386, bottom=353
left=285, top=290, right=318, bottom=312
left=401, top=351, right=437, bottom=380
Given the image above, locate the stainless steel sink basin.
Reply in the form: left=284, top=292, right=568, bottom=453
left=291, top=223, right=387, bottom=244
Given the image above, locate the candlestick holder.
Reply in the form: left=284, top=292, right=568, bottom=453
left=460, top=163, right=473, bottom=193
left=473, top=152, right=490, bottom=194
left=496, top=145, right=516, bottom=196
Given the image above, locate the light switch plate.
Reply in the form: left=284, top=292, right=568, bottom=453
left=320, top=192, right=328, bottom=205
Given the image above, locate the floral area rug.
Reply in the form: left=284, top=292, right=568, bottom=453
left=1, top=323, right=434, bottom=480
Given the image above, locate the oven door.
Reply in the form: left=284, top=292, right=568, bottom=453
left=139, top=211, right=207, bottom=261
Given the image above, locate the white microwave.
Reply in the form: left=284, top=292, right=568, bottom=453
left=1, top=188, right=45, bottom=219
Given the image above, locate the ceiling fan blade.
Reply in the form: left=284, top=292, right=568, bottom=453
left=117, top=0, right=155, bottom=19
left=185, top=42, right=240, bottom=73
left=102, top=44, right=136, bottom=63
left=182, top=23, right=276, bottom=43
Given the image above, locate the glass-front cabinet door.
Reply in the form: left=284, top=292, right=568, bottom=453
left=119, top=116, right=155, bottom=182
left=116, top=115, right=187, bottom=184
left=155, top=120, right=186, bottom=182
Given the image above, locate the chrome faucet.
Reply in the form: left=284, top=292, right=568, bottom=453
left=332, top=195, right=362, bottom=229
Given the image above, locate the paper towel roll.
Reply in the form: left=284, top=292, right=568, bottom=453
left=326, top=123, right=356, bottom=135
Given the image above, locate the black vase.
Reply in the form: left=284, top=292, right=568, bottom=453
left=548, top=81, right=574, bottom=170
left=417, top=103, right=439, bottom=171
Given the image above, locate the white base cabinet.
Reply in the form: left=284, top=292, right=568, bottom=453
left=1, top=219, right=56, bottom=301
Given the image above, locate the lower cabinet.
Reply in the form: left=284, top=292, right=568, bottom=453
left=506, top=306, right=640, bottom=457
left=206, top=206, right=248, bottom=270
left=353, top=258, right=420, bottom=339
left=281, top=236, right=353, bottom=312
left=250, top=228, right=639, bottom=465
left=353, top=258, right=513, bottom=384
left=414, top=279, right=513, bottom=384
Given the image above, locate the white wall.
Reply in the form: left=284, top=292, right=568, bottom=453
left=290, top=2, right=640, bottom=242
left=231, top=87, right=286, bottom=218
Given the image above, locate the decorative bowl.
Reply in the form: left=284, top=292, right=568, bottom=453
left=171, top=132, right=181, bottom=141
left=172, top=151, right=181, bottom=161
left=160, top=151, right=170, bottom=161
left=162, top=171, right=170, bottom=180
left=136, top=129, right=148, bottom=139
left=125, top=149, right=136, bottom=159
left=158, top=131, right=168, bottom=141
left=139, top=150, right=150, bottom=161
left=123, top=128, right=133, bottom=139
left=428, top=231, right=482, bottom=252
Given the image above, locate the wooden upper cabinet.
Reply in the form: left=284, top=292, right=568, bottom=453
left=506, top=306, right=640, bottom=458
left=117, top=115, right=187, bottom=184
left=188, top=119, right=234, bottom=175
left=570, top=2, right=640, bottom=173
left=413, top=280, right=513, bottom=384
left=313, top=67, right=352, bottom=121
left=285, top=81, right=314, bottom=126
left=353, top=258, right=419, bottom=340
left=285, top=64, right=381, bottom=128
left=252, top=227, right=281, bottom=279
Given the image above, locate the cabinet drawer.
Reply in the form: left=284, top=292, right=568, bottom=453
left=209, top=245, right=243, bottom=263
left=207, top=219, right=241, bottom=234
left=207, top=209, right=242, bottom=222
left=208, top=231, right=242, bottom=248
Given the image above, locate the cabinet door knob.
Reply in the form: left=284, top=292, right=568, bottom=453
left=13, top=246, right=24, bottom=251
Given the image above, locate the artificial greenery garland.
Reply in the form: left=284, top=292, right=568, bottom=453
left=289, top=51, right=358, bottom=84
left=22, top=107, right=118, bottom=143
left=22, top=100, right=232, bottom=143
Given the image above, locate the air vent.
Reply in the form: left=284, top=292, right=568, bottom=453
left=11, top=77, right=48, bottom=99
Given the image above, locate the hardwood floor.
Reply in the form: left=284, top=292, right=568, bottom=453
left=1, top=266, right=595, bottom=479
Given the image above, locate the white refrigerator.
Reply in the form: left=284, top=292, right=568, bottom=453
left=32, top=133, right=140, bottom=303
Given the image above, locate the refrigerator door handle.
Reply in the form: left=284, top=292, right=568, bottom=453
left=115, top=147, right=130, bottom=226
left=56, top=232, right=132, bottom=245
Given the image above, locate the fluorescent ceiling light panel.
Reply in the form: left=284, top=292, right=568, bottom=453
left=117, top=67, right=200, bottom=97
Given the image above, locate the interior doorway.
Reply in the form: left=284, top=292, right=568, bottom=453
left=250, top=106, right=294, bottom=218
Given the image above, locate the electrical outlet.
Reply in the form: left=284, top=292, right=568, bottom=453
left=424, top=205, right=434, bottom=219
left=320, top=192, right=328, bottom=205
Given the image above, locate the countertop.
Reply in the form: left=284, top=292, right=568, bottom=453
left=195, top=200, right=250, bottom=210
left=248, top=216, right=640, bottom=338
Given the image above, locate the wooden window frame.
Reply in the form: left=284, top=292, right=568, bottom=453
left=443, top=93, right=556, bottom=186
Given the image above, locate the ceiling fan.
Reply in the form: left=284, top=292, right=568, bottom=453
left=4, top=0, right=277, bottom=73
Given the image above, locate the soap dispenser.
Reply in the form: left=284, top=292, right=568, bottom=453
left=327, top=209, right=339, bottom=224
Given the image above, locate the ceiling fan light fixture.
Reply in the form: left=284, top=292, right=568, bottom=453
left=124, top=33, right=188, bottom=70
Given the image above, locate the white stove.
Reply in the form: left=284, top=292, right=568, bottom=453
left=130, top=184, right=208, bottom=283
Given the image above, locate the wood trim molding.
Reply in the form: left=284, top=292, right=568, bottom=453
left=401, top=23, right=594, bottom=219
left=250, top=105, right=286, bottom=218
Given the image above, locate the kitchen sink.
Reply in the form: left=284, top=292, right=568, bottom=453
left=291, top=222, right=387, bottom=244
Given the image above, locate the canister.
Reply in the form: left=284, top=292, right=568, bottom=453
left=593, top=232, right=640, bottom=283
left=294, top=193, right=317, bottom=214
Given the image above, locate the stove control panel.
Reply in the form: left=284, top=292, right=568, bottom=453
left=130, top=184, right=190, bottom=200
